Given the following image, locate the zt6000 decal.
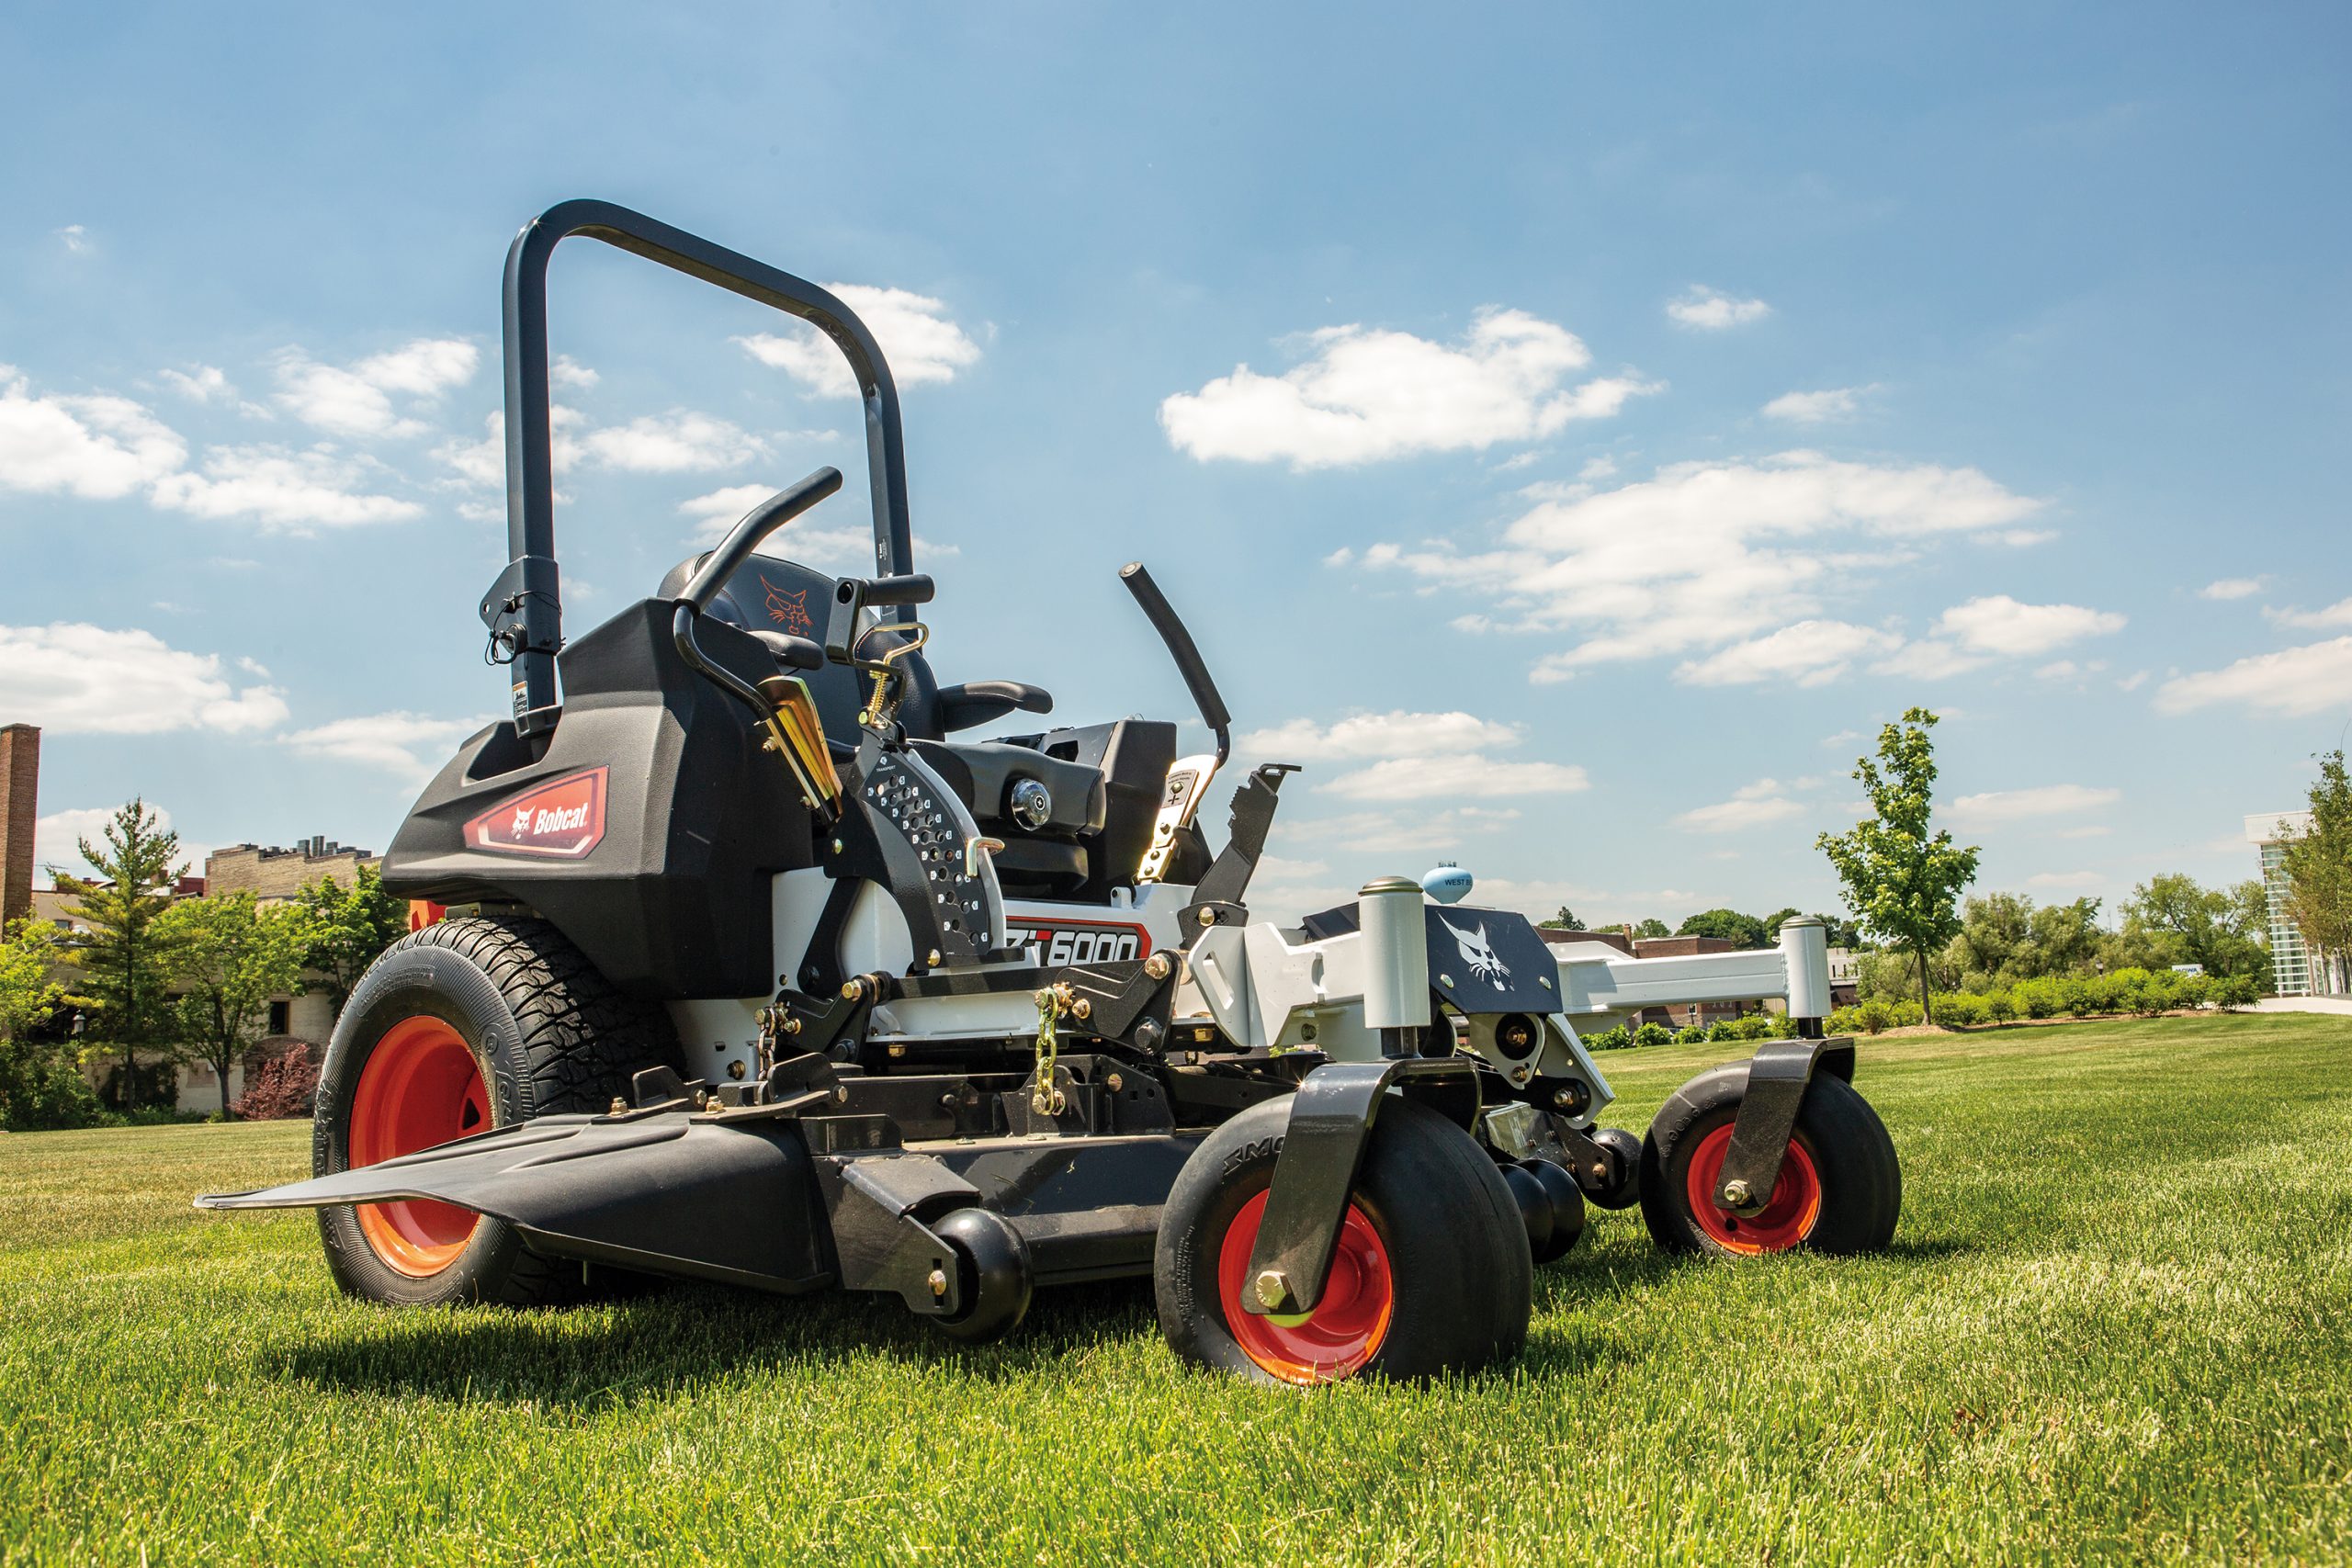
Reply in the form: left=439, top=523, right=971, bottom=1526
left=1007, top=919, right=1152, bottom=966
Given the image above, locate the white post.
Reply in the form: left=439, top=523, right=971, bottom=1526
left=1358, top=876, right=1431, bottom=1035
left=1780, top=915, right=1832, bottom=1025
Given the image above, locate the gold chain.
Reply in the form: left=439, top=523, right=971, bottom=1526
left=1031, top=987, right=1067, bottom=1116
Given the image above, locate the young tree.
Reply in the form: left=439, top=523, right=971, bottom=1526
left=1537, top=906, right=1588, bottom=931
left=2278, top=750, right=2352, bottom=989
left=1633, top=918, right=1672, bottom=940
left=1677, top=908, right=1770, bottom=948
left=157, top=893, right=308, bottom=1119
left=1816, top=708, right=1980, bottom=1023
left=54, top=800, right=188, bottom=1111
left=290, top=863, right=408, bottom=1015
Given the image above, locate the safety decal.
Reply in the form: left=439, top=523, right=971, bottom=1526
left=464, top=767, right=608, bottom=858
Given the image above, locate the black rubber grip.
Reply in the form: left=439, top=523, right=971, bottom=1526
left=678, top=468, right=843, bottom=612
left=1119, top=562, right=1232, bottom=754
left=857, top=573, right=934, bottom=607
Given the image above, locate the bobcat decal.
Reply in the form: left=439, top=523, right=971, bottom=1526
left=761, top=576, right=813, bottom=636
left=1442, top=917, right=1510, bottom=990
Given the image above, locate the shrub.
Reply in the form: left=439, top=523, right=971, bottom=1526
left=232, top=1049, right=320, bottom=1121
left=1632, top=1021, right=1674, bottom=1048
left=1933, top=991, right=1990, bottom=1028
left=0, top=1052, right=106, bottom=1132
left=1585, top=1024, right=1633, bottom=1052
left=1674, top=1025, right=1708, bottom=1045
left=2211, top=974, right=2259, bottom=1007
left=2009, top=976, right=2070, bottom=1019
left=1705, top=1020, right=1740, bottom=1043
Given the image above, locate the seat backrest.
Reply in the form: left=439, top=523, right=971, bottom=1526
left=657, top=551, right=943, bottom=746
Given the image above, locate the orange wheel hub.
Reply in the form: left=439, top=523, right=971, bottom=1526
left=347, top=1016, right=489, bottom=1276
left=1685, top=1121, right=1822, bottom=1255
left=1217, top=1190, right=1395, bottom=1384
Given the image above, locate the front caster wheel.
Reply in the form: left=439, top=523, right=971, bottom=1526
left=1155, top=1096, right=1532, bottom=1385
left=929, top=1208, right=1034, bottom=1344
left=1638, top=1065, right=1901, bottom=1258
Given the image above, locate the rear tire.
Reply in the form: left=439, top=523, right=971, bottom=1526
left=312, top=915, right=684, bottom=1306
left=1156, top=1096, right=1532, bottom=1385
left=1638, top=1065, right=1900, bottom=1258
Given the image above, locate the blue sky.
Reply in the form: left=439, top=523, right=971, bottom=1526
left=3, top=2, right=2346, bottom=928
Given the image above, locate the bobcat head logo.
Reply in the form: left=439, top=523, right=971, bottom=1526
left=1442, top=918, right=1510, bottom=990
left=761, top=577, right=812, bottom=636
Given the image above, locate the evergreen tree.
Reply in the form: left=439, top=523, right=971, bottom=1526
left=54, top=800, right=187, bottom=1111
left=1816, top=708, right=1980, bottom=1023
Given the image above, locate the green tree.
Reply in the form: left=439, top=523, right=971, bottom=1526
left=2278, top=750, right=2352, bottom=987
left=1760, top=907, right=1802, bottom=940
left=2112, top=873, right=2269, bottom=984
left=2024, top=897, right=2105, bottom=979
left=157, top=893, right=309, bottom=1120
left=1816, top=708, right=1980, bottom=1024
left=0, top=918, right=97, bottom=1131
left=291, top=863, right=408, bottom=1014
left=1809, top=911, right=1865, bottom=948
left=0, top=918, right=64, bottom=1045
left=54, top=800, right=188, bottom=1111
left=1633, top=918, right=1672, bottom=940
left=1676, top=908, right=1770, bottom=948
left=1946, top=892, right=2034, bottom=989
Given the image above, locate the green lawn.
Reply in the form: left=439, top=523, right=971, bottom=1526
left=4, top=1014, right=2349, bottom=1566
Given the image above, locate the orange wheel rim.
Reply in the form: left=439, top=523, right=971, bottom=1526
left=1217, top=1190, right=1395, bottom=1384
left=1685, top=1121, right=1822, bottom=1255
left=348, top=1015, right=489, bottom=1277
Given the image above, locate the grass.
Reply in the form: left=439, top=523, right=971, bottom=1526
left=4, top=1014, right=2350, bottom=1566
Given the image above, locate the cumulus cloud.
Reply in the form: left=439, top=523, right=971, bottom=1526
left=2264, top=596, right=2352, bottom=631
left=1762, top=387, right=1864, bottom=423
left=1666, top=287, right=1770, bottom=330
left=1947, top=784, right=2121, bottom=826
left=1318, top=752, right=1590, bottom=802
left=738, top=283, right=981, bottom=399
left=675, top=484, right=957, bottom=570
left=0, top=367, right=187, bottom=499
left=2199, top=577, right=2264, bottom=602
left=1676, top=621, right=1901, bottom=687
left=1353, top=451, right=2045, bottom=684
left=1286, top=806, right=1521, bottom=857
left=282, top=712, right=490, bottom=783
left=578, top=411, right=768, bottom=473
left=158, top=365, right=238, bottom=405
left=1160, top=308, right=1657, bottom=469
left=2154, top=637, right=2352, bottom=717
left=1933, top=594, right=2125, bottom=657
left=0, top=623, right=288, bottom=734
left=33, top=804, right=209, bottom=885
left=273, top=337, right=478, bottom=439
left=150, top=445, right=421, bottom=531
left=1675, top=779, right=1805, bottom=833
left=56, top=224, right=90, bottom=254
left=1246, top=708, right=1586, bottom=801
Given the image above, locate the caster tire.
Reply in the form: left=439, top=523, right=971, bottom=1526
left=313, top=916, right=684, bottom=1307
left=929, top=1208, right=1035, bottom=1344
left=1638, top=1065, right=1900, bottom=1258
left=1155, top=1096, right=1532, bottom=1385
left=1517, top=1157, right=1587, bottom=1265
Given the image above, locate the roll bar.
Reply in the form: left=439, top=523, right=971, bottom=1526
left=482, top=198, right=915, bottom=736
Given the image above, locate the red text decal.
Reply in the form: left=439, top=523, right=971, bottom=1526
left=464, top=768, right=608, bottom=859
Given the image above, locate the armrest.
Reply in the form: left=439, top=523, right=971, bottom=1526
left=934, top=681, right=1053, bottom=733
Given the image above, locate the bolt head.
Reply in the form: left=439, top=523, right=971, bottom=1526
left=926, top=949, right=942, bottom=967
left=927, top=1267, right=949, bottom=1299
left=1197, top=907, right=1216, bottom=927
left=608, top=1097, right=627, bottom=1117
left=841, top=980, right=861, bottom=999
left=831, top=839, right=844, bottom=854
left=1144, top=953, right=1172, bottom=980
left=1105, top=1073, right=1124, bottom=1092
left=1254, top=1269, right=1291, bottom=1311
left=1722, top=1178, right=1753, bottom=1208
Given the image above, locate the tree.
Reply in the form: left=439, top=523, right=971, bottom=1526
left=1677, top=908, right=1770, bottom=948
left=1946, top=892, right=2034, bottom=989
left=54, top=800, right=188, bottom=1111
left=2112, top=873, right=2269, bottom=984
left=1760, top=907, right=1802, bottom=940
left=1633, top=918, right=1672, bottom=940
left=1810, top=912, right=1865, bottom=948
left=291, top=863, right=408, bottom=1014
left=157, top=893, right=308, bottom=1119
left=1537, top=906, right=1588, bottom=931
left=0, top=918, right=98, bottom=1132
left=1816, top=708, right=1980, bottom=1024
left=2025, top=897, right=2105, bottom=979
left=2278, top=750, right=2352, bottom=988
left=0, top=918, right=63, bottom=1046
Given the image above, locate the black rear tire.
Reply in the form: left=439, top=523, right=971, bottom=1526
left=1155, top=1095, right=1532, bottom=1384
left=313, top=915, right=684, bottom=1307
left=1638, top=1064, right=1900, bottom=1258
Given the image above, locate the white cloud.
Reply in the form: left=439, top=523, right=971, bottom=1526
left=1821, top=728, right=1861, bottom=748
left=1947, top=784, right=2120, bottom=827
left=675, top=484, right=957, bottom=569
left=0, top=623, right=288, bottom=735
left=33, top=805, right=210, bottom=885
left=273, top=337, right=478, bottom=438
left=2026, top=871, right=2104, bottom=891
left=1578, top=455, right=1618, bottom=481
left=738, top=283, right=981, bottom=399
left=2154, top=637, right=2352, bottom=717
left=1677, top=620, right=1901, bottom=687
left=56, top=224, right=89, bottom=254
left=1666, top=287, right=1770, bottom=330
left=1242, top=710, right=1524, bottom=761
left=549, top=355, right=599, bottom=389
left=2264, top=596, right=2352, bottom=631
left=1933, top=594, right=2125, bottom=656
left=579, top=411, right=767, bottom=473
left=1319, top=753, right=1589, bottom=802
left=283, top=712, right=489, bottom=783
left=1354, top=451, right=2044, bottom=682
left=159, top=366, right=237, bottom=405
left=1761, top=387, right=1862, bottom=423
left=1287, top=806, right=1521, bottom=857
left=1160, top=308, right=1657, bottom=469
left=2199, top=577, right=2264, bottom=602
left=1675, top=781, right=1804, bottom=831
left=150, top=445, right=421, bottom=531
left=0, top=367, right=187, bottom=499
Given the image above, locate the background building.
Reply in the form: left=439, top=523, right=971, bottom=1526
left=2245, top=810, right=2346, bottom=998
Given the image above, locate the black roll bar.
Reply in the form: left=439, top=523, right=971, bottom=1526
left=489, top=198, right=915, bottom=736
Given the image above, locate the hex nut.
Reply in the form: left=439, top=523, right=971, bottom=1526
left=1722, top=1178, right=1753, bottom=1208
left=1254, top=1269, right=1291, bottom=1311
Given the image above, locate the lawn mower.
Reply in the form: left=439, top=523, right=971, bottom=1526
left=198, top=200, right=1902, bottom=1385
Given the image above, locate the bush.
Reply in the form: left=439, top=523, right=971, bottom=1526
left=1585, top=1024, right=1633, bottom=1052
left=2010, top=976, right=2070, bottom=1019
left=0, top=1051, right=106, bottom=1132
left=1828, top=997, right=1924, bottom=1035
left=1705, top=1020, right=1740, bottom=1043
left=2211, top=975, right=2260, bottom=1007
left=1673, top=1025, right=1708, bottom=1045
left=232, top=1049, right=320, bottom=1121
left=1632, top=1022, right=1674, bottom=1048
left=1933, top=992, right=1990, bottom=1028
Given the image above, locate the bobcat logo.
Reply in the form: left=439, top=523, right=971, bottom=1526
left=511, top=806, right=534, bottom=836
left=1442, top=918, right=1510, bottom=990
left=761, top=576, right=812, bottom=636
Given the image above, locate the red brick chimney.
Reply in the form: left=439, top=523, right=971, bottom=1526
left=0, top=724, right=37, bottom=929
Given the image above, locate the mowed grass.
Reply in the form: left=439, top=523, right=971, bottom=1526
left=4, top=1016, right=2350, bottom=1566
